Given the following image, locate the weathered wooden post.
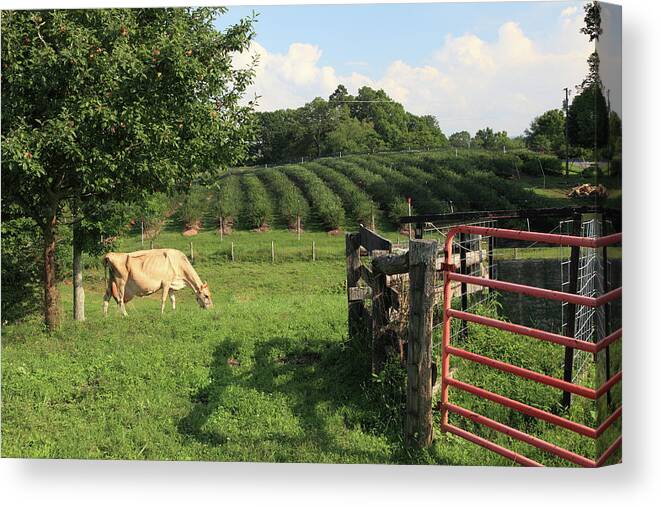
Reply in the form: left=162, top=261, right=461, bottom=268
left=190, top=242, right=194, bottom=263
left=406, top=239, right=437, bottom=448
left=220, top=216, right=224, bottom=242
left=150, top=240, right=154, bottom=249
left=231, top=241, right=235, bottom=262
left=271, top=240, right=275, bottom=263
left=346, top=233, right=363, bottom=342
left=562, top=212, right=582, bottom=409
left=312, top=241, right=316, bottom=261
left=459, top=232, right=468, bottom=339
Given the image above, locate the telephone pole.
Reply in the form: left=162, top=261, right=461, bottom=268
left=564, top=87, right=570, bottom=177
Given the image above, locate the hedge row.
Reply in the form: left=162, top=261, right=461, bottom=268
left=280, top=165, right=345, bottom=230
left=240, top=175, right=273, bottom=229
left=320, top=158, right=409, bottom=224
left=257, top=169, right=310, bottom=228
left=213, top=174, right=243, bottom=224
left=306, top=161, right=377, bottom=226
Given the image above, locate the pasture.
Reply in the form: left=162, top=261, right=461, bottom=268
left=1, top=228, right=620, bottom=466
left=2, top=151, right=621, bottom=465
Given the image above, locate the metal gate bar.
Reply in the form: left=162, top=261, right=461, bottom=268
left=439, top=225, right=622, bottom=467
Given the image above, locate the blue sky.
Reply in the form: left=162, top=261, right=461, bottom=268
left=215, top=1, right=595, bottom=135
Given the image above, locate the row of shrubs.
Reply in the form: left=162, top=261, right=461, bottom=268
left=240, top=175, right=273, bottom=229
left=168, top=149, right=557, bottom=234
left=306, top=161, right=378, bottom=226
left=256, top=169, right=310, bottom=229
left=320, top=158, right=410, bottom=224
left=280, top=165, right=345, bottom=230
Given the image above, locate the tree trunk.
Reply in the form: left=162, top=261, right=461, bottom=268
left=73, top=227, right=85, bottom=322
left=43, top=214, right=60, bottom=330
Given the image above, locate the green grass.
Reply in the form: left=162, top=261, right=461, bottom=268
left=1, top=227, right=620, bottom=465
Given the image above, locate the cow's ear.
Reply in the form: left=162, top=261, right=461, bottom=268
left=202, top=282, right=208, bottom=288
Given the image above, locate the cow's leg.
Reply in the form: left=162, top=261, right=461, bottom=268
left=117, top=280, right=129, bottom=316
left=103, top=279, right=113, bottom=317
left=160, top=282, right=171, bottom=314
left=169, top=289, right=176, bottom=310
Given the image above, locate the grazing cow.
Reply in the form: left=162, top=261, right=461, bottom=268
left=103, top=248, right=212, bottom=316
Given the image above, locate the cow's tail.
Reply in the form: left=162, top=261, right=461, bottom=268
left=103, top=255, right=109, bottom=285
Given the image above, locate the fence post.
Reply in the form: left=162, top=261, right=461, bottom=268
left=459, top=232, right=468, bottom=339
left=190, top=242, right=194, bottom=263
left=271, top=240, right=275, bottom=263
left=406, top=239, right=438, bottom=448
left=312, top=241, right=316, bottom=261
left=346, top=234, right=363, bottom=342
left=150, top=240, right=154, bottom=250
left=220, top=216, right=224, bottom=242
left=231, top=241, right=234, bottom=262
left=562, top=213, right=582, bottom=409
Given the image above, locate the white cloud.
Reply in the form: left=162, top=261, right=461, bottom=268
left=232, top=8, right=592, bottom=135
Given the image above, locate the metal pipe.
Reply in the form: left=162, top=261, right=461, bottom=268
left=448, top=272, right=619, bottom=308
left=447, top=225, right=621, bottom=249
left=443, top=403, right=596, bottom=467
left=595, top=328, right=623, bottom=352
left=442, top=423, right=543, bottom=467
left=445, top=377, right=598, bottom=437
left=446, top=346, right=598, bottom=399
left=446, top=309, right=596, bottom=352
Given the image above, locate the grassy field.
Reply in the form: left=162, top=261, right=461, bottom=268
left=1, top=225, right=620, bottom=465
left=2, top=152, right=621, bottom=465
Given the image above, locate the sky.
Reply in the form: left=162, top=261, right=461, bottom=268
left=215, top=1, right=595, bottom=136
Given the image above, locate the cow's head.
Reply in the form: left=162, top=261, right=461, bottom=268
left=196, top=282, right=213, bottom=309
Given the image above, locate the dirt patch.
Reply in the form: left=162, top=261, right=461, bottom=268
left=251, top=223, right=270, bottom=233
left=277, top=351, right=322, bottom=365
left=182, top=220, right=201, bottom=236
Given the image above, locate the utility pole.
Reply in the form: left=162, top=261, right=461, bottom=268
left=564, top=87, right=570, bottom=177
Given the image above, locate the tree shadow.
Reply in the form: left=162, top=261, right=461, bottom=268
left=177, top=333, right=398, bottom=463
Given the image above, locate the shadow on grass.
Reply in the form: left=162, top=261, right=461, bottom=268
left=177, top=333, right=413, bottom=463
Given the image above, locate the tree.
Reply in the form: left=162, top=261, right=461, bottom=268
left=2, top=8, right=257, bottom=329
left=567, top=84, right=609, bottom=151
left=449, top=131, right=471, bottom=149
left=525, top=109, right=566, bottom=154
left=299, top=97, right=338, bottom=158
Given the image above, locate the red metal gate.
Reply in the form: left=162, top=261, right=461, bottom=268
left=439, top=225, right=622, bottom=467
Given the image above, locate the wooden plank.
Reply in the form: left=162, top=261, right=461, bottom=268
left=359, top=225, right=392, bottom=255
left=372, top=252, right=409, bottom=275
left=406, top=239, right=437, bottom=449
left=348, top=286, right=371, bottom=301
left=346, top=233, right=365, bottom=342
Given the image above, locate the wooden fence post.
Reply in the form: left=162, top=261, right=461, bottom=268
left=190, top=242, right=194, bottom=263
left=562, top=213, right=582, bottom=409
left=459, top=232, right=468, bottom=339
left=346, top=233, right=363, bottom=342
left=312, top=241, right=316, bottom=262
left=231, top=241, right=235, bottom=262
left=406, top=239, right=438, bottom=448
left=271, top=240, right=275, bottom=263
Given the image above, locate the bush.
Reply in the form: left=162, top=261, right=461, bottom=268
left=139, top=192, right=172, bottom=240
left=281, top=165, right=345, bottom=230
left=257, top=169, right=310, bottom=228
left=179, top=186, right=211, bottom=228
left=214, top=174, right=243, bottom=227
left=306, top=162, right=377, bottom=226
left=320, top=158, right=407, bottom=225
left=240, top=175, right=273, bottom=229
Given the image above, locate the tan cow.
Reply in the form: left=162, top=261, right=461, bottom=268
left=103, top=248, right=212, bottom=316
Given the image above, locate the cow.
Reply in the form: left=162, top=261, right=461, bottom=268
left=103, top=248, right=212, bottom=316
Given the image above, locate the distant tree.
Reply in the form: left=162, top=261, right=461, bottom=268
left=525, top=109, right=566, bottom=154
left=299, top=97, right=339, bottom=158
left=324, top=117, right=384, bottom=154
left=581, top=1, right=603, bottom=42
left=449, top=131, right=471, bottom=149
left=2, top=8, right=257, bottom=329
left=567, top=84, right=609, bottom=150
